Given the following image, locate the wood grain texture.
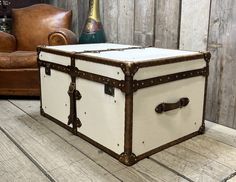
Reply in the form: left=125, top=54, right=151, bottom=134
left=10, top=100, right=191, bottom=181
left=56, top=0, right=66, bottom=9
left=151, top=142, right=234, bottom=181
left=0, top=131, right=49, bottom=182
left=0, top=100, right=120, bottom=181
left=102, top=0, right=119, bottom=43
left=180, top=135, right=236, bottom=170
left=180, top=0, right=211, bottom=51
left=206, top=0, right=236, bottom=129
left=114, top=159, right=188, bottom=182
left=205, top=120, right=236, bottom=148
left=134, top=0, right=155, bottom=46
left=117, top=0, right=135, bottom=44
left=67, top=0, right=79, bottom=35
left=77, top=0, right=89, bottom=36
left=155, top=0, right=181, bottom=48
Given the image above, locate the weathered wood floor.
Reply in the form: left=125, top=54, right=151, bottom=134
left=0, top=99, right=236, bottom=182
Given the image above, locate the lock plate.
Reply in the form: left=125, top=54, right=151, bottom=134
left=105, top=84, right=115, bottom=96
left=45, top=65, right=51, bottom=75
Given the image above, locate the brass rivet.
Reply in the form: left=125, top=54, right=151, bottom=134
left=142, top=141, right=145, bottom=144
left=117, top=144, right=119, bottom=146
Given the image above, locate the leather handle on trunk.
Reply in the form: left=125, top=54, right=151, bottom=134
left=155, top=98, right=190, bottom=114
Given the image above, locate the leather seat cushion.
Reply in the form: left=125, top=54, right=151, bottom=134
left=0, top=51, right=37, bottom=69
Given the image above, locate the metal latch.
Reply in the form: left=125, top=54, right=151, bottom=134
left=105, top=84, right=115, bottom=96
left=45, top=63, right=51, bottom=75
left=67, top=82, right=82, bottom=129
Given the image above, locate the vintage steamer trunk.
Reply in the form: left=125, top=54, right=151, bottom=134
left=37, top=43, right=211, bottom=166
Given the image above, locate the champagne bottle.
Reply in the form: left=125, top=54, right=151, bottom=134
left=79, top=0, right=106, bottom=44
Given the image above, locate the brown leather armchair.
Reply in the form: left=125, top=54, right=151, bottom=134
left=0, top=4, right=77, bottom=96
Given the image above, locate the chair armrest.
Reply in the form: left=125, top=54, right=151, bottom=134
left=48, top=28, right=77, bottom=46
left=0, top=32, right=16, bottom=52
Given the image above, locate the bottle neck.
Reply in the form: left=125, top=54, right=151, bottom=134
left=88, top=0, right=101, bottom=22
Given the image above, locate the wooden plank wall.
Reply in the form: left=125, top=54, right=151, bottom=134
left=45, top=0, right=236, bottom=129
left=207, top=0, right=236, bottom=129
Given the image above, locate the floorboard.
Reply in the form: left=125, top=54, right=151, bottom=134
left=3, top=99, right=236, bottom=182
left=8, top=99, right=190, bottom=181
left=0, top=129, right=49, bottom=182
left=0, top=100, right=120, bottom=182
left=205, top=120, right=236, bottom=148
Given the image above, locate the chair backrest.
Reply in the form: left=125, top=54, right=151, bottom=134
left=12, top=4, right=72, bottom=51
